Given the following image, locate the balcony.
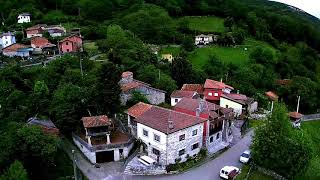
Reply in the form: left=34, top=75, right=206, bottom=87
left=209, top=126, right=223, bottom=136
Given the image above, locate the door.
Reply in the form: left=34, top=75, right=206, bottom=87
left=96, top=150, right=114, bottom=163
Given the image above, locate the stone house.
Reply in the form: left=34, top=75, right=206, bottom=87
left=27, top=117, right=59, bottom=136
left=127, top=103, right=206, bottom=165
left=72, top=115, right=134, bottom=164
left=58, top=35, right=83, bottom=54
left=17, top=13, right=31, bottom=24
left=173, top=98, right=234, bottom=154
left=0, top=32, right=16, bottom=49
left=119, top=71, right=165, bottom=105
left=170, top=90, right=199, bottom=106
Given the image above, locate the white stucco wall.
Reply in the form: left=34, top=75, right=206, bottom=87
left=170, top=97, right=181, bottom=106
left=220, top=97, right=243, bottom=116
left=18, top=15, right=31, bottom=23
left=73, top=136, right=97, bottom=163
left=137, top=123, right=167, bottom=151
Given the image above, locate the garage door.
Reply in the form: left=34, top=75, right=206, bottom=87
left=96, top=150, right=114, bottom=163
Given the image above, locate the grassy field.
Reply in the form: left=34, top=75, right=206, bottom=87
left=83, top=41, right=100, bottom=56
left=159, top=46, right=181, bottom=57
left=237, top=165, right=273, bottom=180
left=180, top=16, right=225, bottom=33
left=300, top=121, right=320, bottom=178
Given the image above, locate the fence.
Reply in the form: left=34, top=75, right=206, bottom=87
left=302, top=113, right=320, bottom=121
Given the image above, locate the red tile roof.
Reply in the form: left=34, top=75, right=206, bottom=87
left=122, top=71, right=133, bottom=78
left=288, top=112, right=303, bottom=120
left=31, top=37, right=50, bottom=48
left=121, top=81, right=143, bottom=92
left=2, top=43, right=28, bottom=52
left=170, top=90, right=197, bottom=98
left=276, top=79, right=292, bottom=86
left=204, top=79, right=234, bottom=90
left=221, top=93, right=254, bottom=105
left=135, top=105, right=207, bottom=134
left=174, top=98, right=220, bottom=113
left=181, top=84, right=204, bottom=94
left=81, top=115, right=111, bottom=128
left=127, top=102, right=152, bottom=118
left=265, top=91, right=278, bottom=101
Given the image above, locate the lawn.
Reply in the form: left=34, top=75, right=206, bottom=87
left=159, top=46, right=181, bottom=57
left=180, top=16, right=225, bottom=33
left=237, top=165, right=273, bottom=180
left=83, top=41, right=100, bottom=56
left=299, top=121, right=320, bottom=178
left=188, top=45, right=250, bottom=68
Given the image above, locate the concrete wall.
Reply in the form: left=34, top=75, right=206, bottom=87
left=248, top=101, right=258, bottom=113
left=170, top=97, right=181, bottom=106
left=166, top=123, right=204, bottom=165
left=18, top=16, right=31, bottom=23
left=73, top=136, right=97, bottom=164
left=220, top=97, right=243, bottom=116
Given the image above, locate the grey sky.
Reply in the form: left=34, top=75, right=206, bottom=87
left=272, top=0, right=320, bottom=18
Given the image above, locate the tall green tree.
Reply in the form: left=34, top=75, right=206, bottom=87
left=170, top=54, right=194, bottom=87
left=251, top=103, right=312, bottom=178
left=0, top=160, right=28, bottom=180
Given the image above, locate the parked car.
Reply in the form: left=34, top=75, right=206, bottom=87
left=138, top=155, right=155, bottom=166
left=220, top=166, right=240, bottom=179
left=239, top=150, right=251, bottom=163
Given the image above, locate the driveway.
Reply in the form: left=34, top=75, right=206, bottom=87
left=110, top=130, right=253, bottom=180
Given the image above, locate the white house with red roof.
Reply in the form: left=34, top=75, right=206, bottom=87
left=72, top=115, right=134, bottom=164
left=170, top=90, right=199, bottom=106
left=127, top=102, right=206, bottom=165
left=119, top=71, right=165, bottom=105
left=0, top=32, right=16, bottom=49
left=220, top=93, right=258, bottom=117
left=203, top=79, right=234, bottom=103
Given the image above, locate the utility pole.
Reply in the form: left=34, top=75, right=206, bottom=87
left=296, top=95, right=301, bottom=113
left=72, top=150, right=78, bottom=180
left=79, top=58, right=83, bottom=77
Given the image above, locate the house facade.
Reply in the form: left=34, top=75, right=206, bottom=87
left=220, top=93, right=258, bottom=117
left=127, top=103, right=206, bottom=165
left=161, top=54, right=174, bottom=63
left=46, top=25, right=66, bottom=37
left=72, top=115, right=134, bottom=164
left=170, top=90, right=199, bottom=106
left=0, top=32, right=16, bottom=48
left=195, top=34, right=217, bottom=45
left=58, top=35, right=83, bottom=54
left=203, top=79, right=234, bottom=104
left=31, top=37, right=57, bottom=55
left=17, top=13, right=31, bottom=23
left=2, top=43, right=33, bottom=57
left=26, top=24, right=46, bottom=38
left=120, top=71, right=165, bottom=105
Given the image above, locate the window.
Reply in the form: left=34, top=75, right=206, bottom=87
left=216, top=133, right=220, bottom=139
left=152, top=148, right=160, bottom=156
left=66, top=42, right=68, bottom=45
left=226, top=105, right=229, bottom=108
left=192, top=129, right=197, bottom=136
left=143, top=129, right=148, bottom=137
left=208, top=92, right=212, bottom=96
left=175, top=98, right=178, bottom=102
left=192, top=143, right=199, bottom=150
left=214, top=93, right=218, bottom=96
left=154, top=134, right=160, bottom=142
left=67, top=49, right=70, bottom=52
left=178, top=149, right=185, bottom=156
left=210, top=136, right=213, bottom=143
left=179, top=134, right=185, bottom=141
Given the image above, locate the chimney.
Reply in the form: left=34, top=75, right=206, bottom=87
left=168, top=121, right=174, bottom=129
left=237, top=90, right=240, bottom=94
left=196, top=108, right=201, bottom=117
left=220, top=78, right=223, bottom=83
left=120, top=71, right=133, bottom=84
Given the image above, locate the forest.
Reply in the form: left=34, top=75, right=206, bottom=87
left=0, top=0, right=320, bottom=179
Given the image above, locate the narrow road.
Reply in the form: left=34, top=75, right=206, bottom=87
left=112, top=130, right=253, bottom=180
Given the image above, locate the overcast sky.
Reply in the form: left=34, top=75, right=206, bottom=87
left=272, top=0, right=320, bottom=19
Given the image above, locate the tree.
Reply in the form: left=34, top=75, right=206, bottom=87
left=0, top=160, right=28, bottom=180
left=126, top=91, right=149, bottom=107
left=251, top=103, right=312, bottom=178
left=170, top=54, right=194, bottom=87
left=31, top=80, right=50, bottom=115
left=182, top=36, right=195, bottom=52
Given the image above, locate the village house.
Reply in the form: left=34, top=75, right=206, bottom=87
left=0, top=32, right=16, bottom=49
left=2, top=43, right=33, bottom=57
left=31, top=37, right=57, bottom=55
left=203, top=79, right=234, bottom=104
left=46, top=25, right=66, bottom=37
left=58, top=35, right=83, bottom=54
left=127, top=103, right=207, bottom=165
left=173, top=98, right=234, bottom=153
left=195, top=34, right=218, bottom=45
left=27, top=117, right=59, bottom=136
left=220, top=93, right=258, bottom=117
left=26, top=24, right=46, bottom=38
left=119, top=71, right=165, bottom=105
left=181, top=84, right=204, bottom=96
left=17, top=13, right=31, bottom=24
left=72, top=115, right=134, bottom=164
left=170, top=90, right=199, bottom=106
left=161, top=54, right=174, bottom=63
left=288, top=111, right=303, bottom=128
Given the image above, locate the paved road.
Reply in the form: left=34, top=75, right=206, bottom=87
left=111, top=130, right=253, bottom=180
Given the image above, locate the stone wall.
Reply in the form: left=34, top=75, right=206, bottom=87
left=120, top=86, right=165, bottom=105
left=166, top=123, right=204, bottom=165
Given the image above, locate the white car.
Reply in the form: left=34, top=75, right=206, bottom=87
left=239, top=150, right=251, bottom=163
left=220, top=166, right=240, bottom=179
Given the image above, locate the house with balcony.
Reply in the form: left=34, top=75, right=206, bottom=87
left=173, top=98, right=234, bottom=153
left=72, top=115, right=134, bottom=164
left=120, top=71, right=165, bottom=105
left=127, top=103, right=207, bottom=165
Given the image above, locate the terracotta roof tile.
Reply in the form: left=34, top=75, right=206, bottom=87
left=135, top=105, right=207, bottom=134
left=122, top=71, right=133, bottom=78
left=170, top=90, right=197, bottom=98
left=31, top=37, right=50, bottom=48
left=2, top=43, right=29, bottom=52
left=127, top=102, right=152, bottom=118
left=81, top=115, right=111, bottom=128
left=265, top=91, right=278, bottom=101
left=221, top=93, right=254, bottom=105
left=174, top=98, right=220, bottom=113
left=121, top=82, right=143, bottom=92
left=289, top=112, right=303, bottom=119
left=181, top=84, right=204, bottom=94
left=204, top=79, right=234, bottom=90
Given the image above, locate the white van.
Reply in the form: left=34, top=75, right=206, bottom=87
left=138, top=155, right=156, bottom=166
left=220, top=166, right=240, bottom=179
